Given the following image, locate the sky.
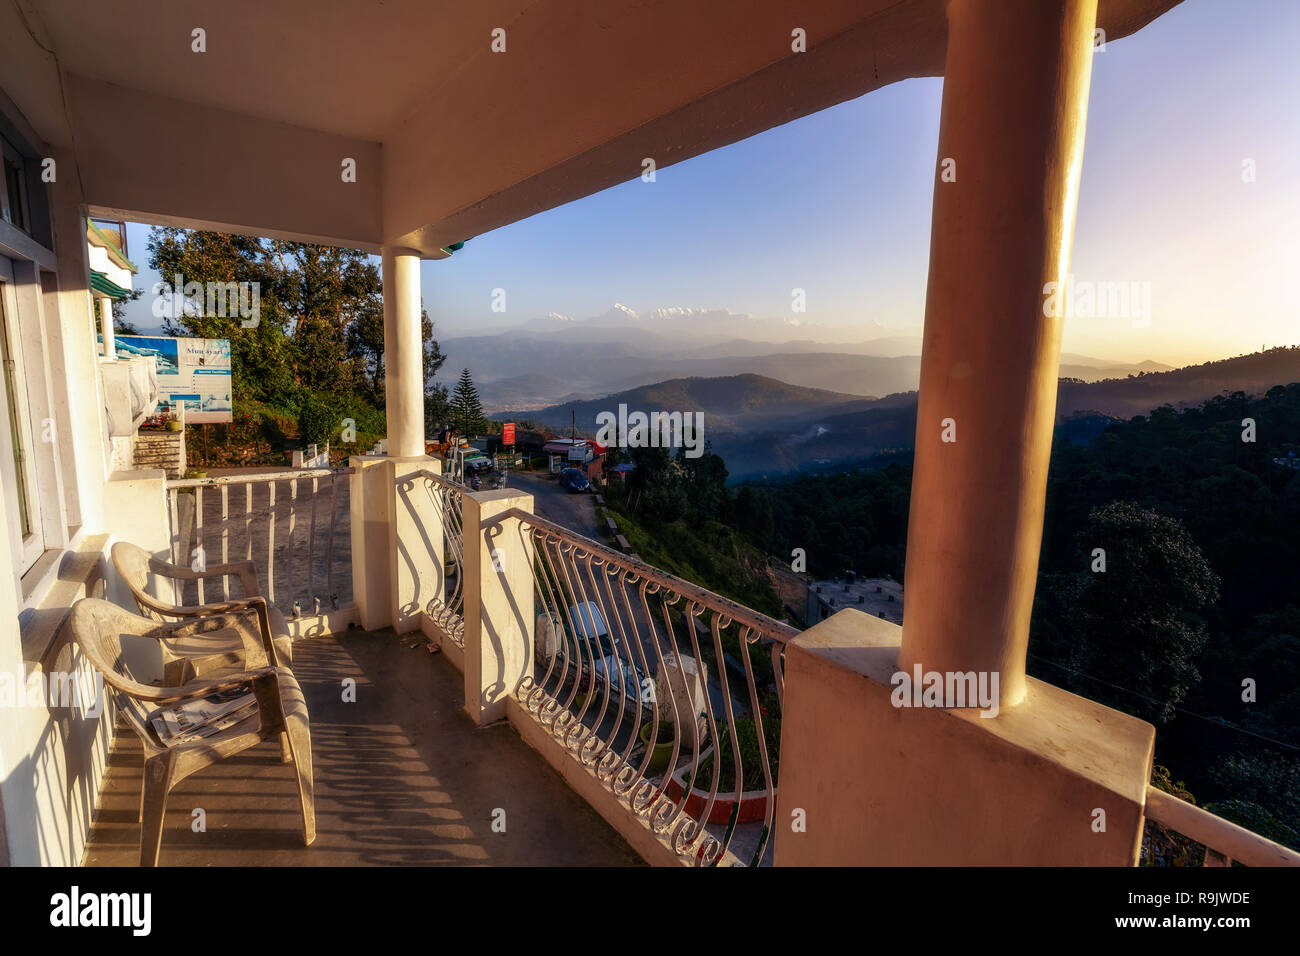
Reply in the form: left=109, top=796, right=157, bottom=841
left=121, top=0, right=1300, bottom=368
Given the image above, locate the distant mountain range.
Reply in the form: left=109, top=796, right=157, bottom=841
left=508, top=304, right=878, bottom=343
left=441, top=303, right=1170, bottom=412
left=507, top=373, right=878, bottom=436
left=498, top=346, right=1300, bottom=480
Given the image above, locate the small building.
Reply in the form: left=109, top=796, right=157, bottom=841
left=541, top=437, right=606, bottom=479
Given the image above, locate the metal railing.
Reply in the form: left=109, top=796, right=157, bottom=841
left=1142, top=786, right=1300, bottom=867
left=503, top=507, right=798, bottom=867
left=165, top=467, right=354, bottom=617
left=413, top=468, right=467, bottom=648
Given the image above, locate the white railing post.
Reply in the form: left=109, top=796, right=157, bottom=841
left=350, top=454, right=393, bottom=631
left=389, top=455, right=445, bottom=634
left=462, top=489, right=535, bottom=725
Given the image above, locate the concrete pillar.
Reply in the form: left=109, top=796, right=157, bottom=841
left=900, top=0, right=1098, bottom=708
left=350, top=452, right=447, bottom=636
left=462, top=488, right=535, bottom=725
left=349, top=455, right=393, bottom=631
left=389, top=455, right=444, bottom=634
left=98, top=295, right=116, bottom=359
left=381, top=246, right=424, bottom=458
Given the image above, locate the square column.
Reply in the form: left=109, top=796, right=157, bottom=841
left=389, top=456, right=445, bottom=635
left=350, top=454, right=447, bottom=635
left=349, top=455, right=394, bottom=632
left=462, top=489, right=535, bottom=725
left=775, top=610, right=1155, bottom=865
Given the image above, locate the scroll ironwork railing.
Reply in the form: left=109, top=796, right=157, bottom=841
left=1142, top=786, right=1300, bottom=867
left=164, top=467, right=354, bottom=617
left=413, top=468, right=467, bottom=648
left=501, top=507, right=798, bottom=867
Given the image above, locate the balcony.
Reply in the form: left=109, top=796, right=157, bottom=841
left=76, top=464, right=1300, bottom=867
left=4, top=0, right=1297, bottom=872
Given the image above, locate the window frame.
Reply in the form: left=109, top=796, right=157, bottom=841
left=0, top=136, right=31, bottom=234
left=0, top=254, right=44, bottom=574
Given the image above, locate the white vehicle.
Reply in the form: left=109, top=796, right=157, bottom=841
left=536, top=601, right=647, bottom=708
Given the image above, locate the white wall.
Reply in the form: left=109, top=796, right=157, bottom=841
left=0, top=141, right=141, bottom=865
left=86, top=242, right=131, bottom=290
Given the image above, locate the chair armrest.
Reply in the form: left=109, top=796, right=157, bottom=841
left=141, top=666, right=280, bottom=704
left=142, top=597, right=281, bottom=668
left=198, top=560, right=263, bottom=597
left=149, top=555, right=258, bottom=585
left=135, top=557, right=263, bottom=615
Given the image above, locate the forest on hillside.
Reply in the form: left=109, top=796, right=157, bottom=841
left=728, top=385, right=1300, bottom=848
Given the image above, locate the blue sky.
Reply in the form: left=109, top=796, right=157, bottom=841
left=122, top=0, right=1300, bottom=367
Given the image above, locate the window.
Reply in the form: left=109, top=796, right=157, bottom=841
left=0, top=255, right=42, bottom=573
left=0, top=135, right=29, bottom=234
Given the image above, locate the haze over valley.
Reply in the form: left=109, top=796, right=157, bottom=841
left=494, top=343, right=1300, bottom=480
left=448, top=304, right=1172, bottom=413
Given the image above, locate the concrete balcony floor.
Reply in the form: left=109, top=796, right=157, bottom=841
left=83, top=629, right=643, bottom=866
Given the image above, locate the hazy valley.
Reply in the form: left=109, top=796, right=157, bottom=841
left=492, top=345, right=1300, bottom=480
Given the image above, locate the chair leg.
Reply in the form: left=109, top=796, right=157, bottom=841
left=140, top=752, right=175, bottom=867
left=283, top=712, right=316, bottom=845
left=279, top=732, right=292, bottom=764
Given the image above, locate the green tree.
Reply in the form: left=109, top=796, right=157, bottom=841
left=677, top=439, right=729, bottom=522
left=344, top=297, right=385, bottom=401
left=420, top=307, right=449, bottom=437
left=297, top=393, right=333, bottom=446
left=148, top=228, right=298, bottom=408
left=109, top=288, right=144, bottom=335
left=734, top=486, right=774, bottom=549
left=1040, top=501, right=1220, bottom=724
left=1207, top=753, right=1300, bottom=850
left=147, top=227, right=448, bottom=444
left=450, top=368, right=485, bottom=436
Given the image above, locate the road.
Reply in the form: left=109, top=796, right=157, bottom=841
left=508, top=468, right=752, bottom=724
left=506, top=470, right=603, bottom=541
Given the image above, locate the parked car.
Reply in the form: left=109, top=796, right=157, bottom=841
left=536, top=601, right=646, bottom=708
left=558, top=467, right=591, bottom=493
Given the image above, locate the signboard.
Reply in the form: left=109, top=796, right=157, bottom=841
left=117, top=335, right=233, bottom=423
left=503, top=422, right=516, bottom=446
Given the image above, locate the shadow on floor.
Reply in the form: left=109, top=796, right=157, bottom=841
left=83, top=629, right=644, bottom=866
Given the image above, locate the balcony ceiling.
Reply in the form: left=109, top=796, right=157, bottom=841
left=5, top=0, right=1181, bottom=255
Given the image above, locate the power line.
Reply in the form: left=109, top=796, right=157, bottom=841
left=1028, top=653, right=1300, bottom=754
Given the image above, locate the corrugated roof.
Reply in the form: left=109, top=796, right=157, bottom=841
left=89, top=269, right=131, bottom=298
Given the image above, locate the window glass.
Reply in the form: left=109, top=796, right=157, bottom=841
left=0, top=137, right=27, bottom=233
left=0, top=284, right=31, bottom=537
left=0, top=257, right=42, bottom=574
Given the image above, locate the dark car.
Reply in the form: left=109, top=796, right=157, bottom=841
left=558, top=468, right=591, bottom=493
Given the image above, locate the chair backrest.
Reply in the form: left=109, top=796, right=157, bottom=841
left=68, top=598, right=167, bottom=737
left=111, top=540, right=169, bottom=620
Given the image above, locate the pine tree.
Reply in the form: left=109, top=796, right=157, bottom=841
left=451, top=367, right=484, bottom=436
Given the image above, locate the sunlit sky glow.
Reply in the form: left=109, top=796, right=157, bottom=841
left=123, top=0, right=1299, bottom=368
